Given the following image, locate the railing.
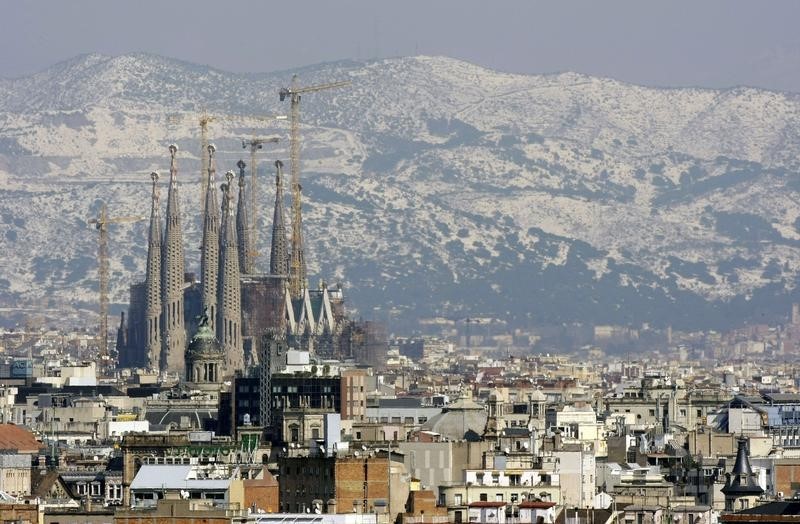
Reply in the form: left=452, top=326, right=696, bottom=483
left=403, top=517, right=449, bottom=524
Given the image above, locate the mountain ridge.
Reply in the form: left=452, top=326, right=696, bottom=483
left=1, top=53, right=800, bottom=331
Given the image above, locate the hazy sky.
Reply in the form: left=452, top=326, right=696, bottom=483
left=3, top=1, right=800, bottom=92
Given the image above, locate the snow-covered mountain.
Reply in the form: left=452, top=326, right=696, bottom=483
left=2, top=53, right=800, bottom=330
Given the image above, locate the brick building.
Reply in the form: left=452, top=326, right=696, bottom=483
left=243, top=468, right=280, bottom=513
left=277, top=453, right=408, bottom=521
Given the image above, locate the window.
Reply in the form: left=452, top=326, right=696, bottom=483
left=496, top=493, right=503, bottom=502
left=648, top=409, right=655, bottom=417
left=510, top=493, right=518, bottom=503
left=680, top=409, right=687, bottom=417
left=454, top=494, right=463, bottom=506
left=480, top=494, right=488, bottom=502
left=356, top=432, right=362, bottom=440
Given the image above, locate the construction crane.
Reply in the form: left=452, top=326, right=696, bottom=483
left=242, top=135, right=280, bottom=259
left=194, top=112, right=286, bottom=215
left=279, top=75, right=350, bottom=299
left=164, top=112, right=286, bottom=214
left=88, top=204, right=145, bottom=366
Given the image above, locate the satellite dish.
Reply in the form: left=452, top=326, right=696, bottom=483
left=504, top=447, right=510, bottom=454
left=354, top=451, right=360, bottom=457
left=282, top=447, right=288, bottom=453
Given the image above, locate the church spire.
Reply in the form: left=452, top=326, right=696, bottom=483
left=269, top=160, right=289, bottom=277
left=144, top=171, right=162, bottom=370
left=236, top=159, right=253, bottom=274
left=161, top=144, right=186, bottom=374
left=200, top=144, right=220, bottom=332
left=218, top=171, right=244, bottom=373
left=722, top=437, right=764, bottom=510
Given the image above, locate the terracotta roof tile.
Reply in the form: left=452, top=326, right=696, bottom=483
left=0, top=424, right=41, bottom=454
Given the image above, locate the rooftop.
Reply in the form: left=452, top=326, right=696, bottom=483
left=130, top=465, right=233, bottom=491
left=0, top=424, right=41, bottom=453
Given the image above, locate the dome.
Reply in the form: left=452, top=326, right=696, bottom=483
left=489, top=389, right=504, bottom=402
left=185, top=310, right=224, bottom=386
left=420, top=393, right=487, bottom=441
left=187, top=311, right=222, bottom=356
left=529, top=389, right=546, bottom=402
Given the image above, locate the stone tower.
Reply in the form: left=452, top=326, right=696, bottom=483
left=483, top=389, right=504, bottom=442
left=236, top=159, right=253, bottom=275
left=161, top=144, right=187, bottom=374
left=144, top=171, right=162, bottom=370
left=200, top=145, right=220, bottom=332
left=218, top=171, right=244, bottom=373
left=269, top=160, right=289, bottom=277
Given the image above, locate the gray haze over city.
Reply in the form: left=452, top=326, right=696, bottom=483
left=3, top=0, right=800, bottom=92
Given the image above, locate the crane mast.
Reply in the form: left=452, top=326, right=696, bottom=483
left=279, top=75, right=350, bottom=299
left=89, top=205, right=145, bottom=367
left=168, top=112, right=283, bottom=217
left=242, top=135, right=280, bottom=261
left=96, top=205, right=109, bottom=364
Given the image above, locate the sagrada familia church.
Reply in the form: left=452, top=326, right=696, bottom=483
left=117, top=144, right=381, bottom=379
